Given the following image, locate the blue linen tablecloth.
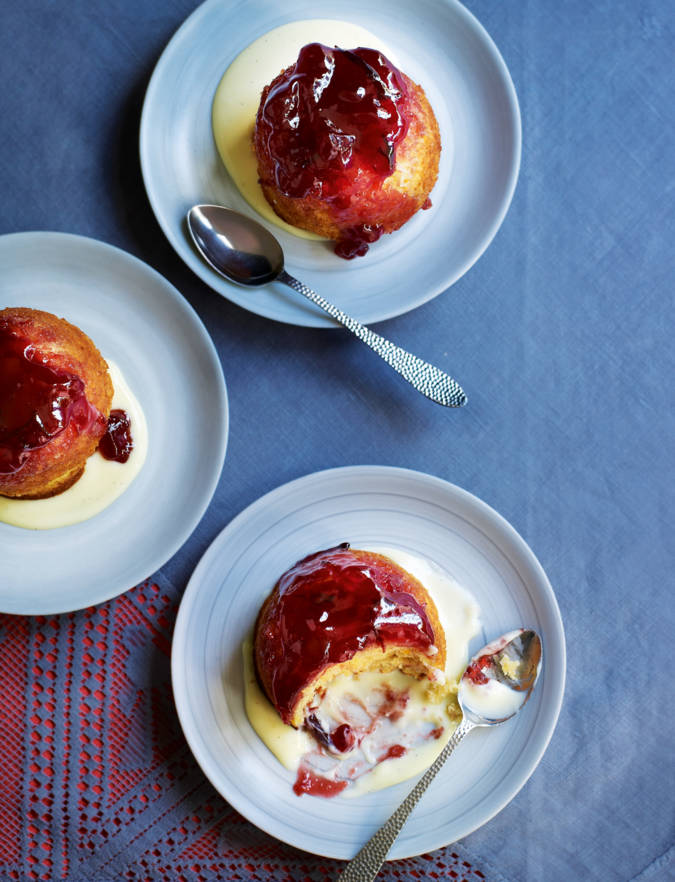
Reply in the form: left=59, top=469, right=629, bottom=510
left=0, top=1, right=673, bottom=880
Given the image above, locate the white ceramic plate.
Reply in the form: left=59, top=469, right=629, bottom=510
left=140, top=0, right=521, bottom=327
left=172, top=466, right=565, bottom=859
left=0, top=232, right=228, bottom=614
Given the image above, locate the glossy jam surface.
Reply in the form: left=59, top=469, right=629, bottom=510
left=334, top=223, right=384, bottom=260
left=255, top=544, right=436, bottom=724
left=98, top=409, right=133, bottom=463
left=0, top=329, right=100, bottom=475
left=259, top=43, right=410, bottom=200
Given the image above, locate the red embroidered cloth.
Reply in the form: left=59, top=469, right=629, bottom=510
left=0, top=578, right=490, bottom=881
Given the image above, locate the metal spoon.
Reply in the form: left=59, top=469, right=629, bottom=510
left=187, top=205, right=467, bottom=408
left=338, top=629, right=543, bottom=882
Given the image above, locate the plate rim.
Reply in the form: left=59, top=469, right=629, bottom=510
left=139, top=0, right=522, bottom=329
left=0, top=229, right=229, bottom=615
left=171, top=465, right=566, bottom=859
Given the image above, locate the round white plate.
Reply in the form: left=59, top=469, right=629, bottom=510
left=140, top=0, right=521, bottom=327
left=172, top=466, right=565, bottom=859
left=0, top=232, right=228, bottom=614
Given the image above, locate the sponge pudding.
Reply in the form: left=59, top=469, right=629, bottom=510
left=0, top=308, right=113, bottom=499
left=254, top=543, right=446, bottom=731
left=254, top=44, right=441, bottom=258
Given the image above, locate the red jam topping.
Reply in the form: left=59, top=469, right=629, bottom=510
left=0, top=328, right=101, bottom=474
left=464, top=654, right=493, bottom=685
left=256, top=544, right=436, bottom=725
left=334, top=223, right=384, bottom=260
left=258, top=44, right=410, bottom=259
left=260, top=44, right=409, bottom=198
left=305, top=714, right=356, bottom=755
left=293, top=765, right=348, bottom=798
left=379, top=744, right=406, bottom=761
left=98, top=409, right=133, bottom=463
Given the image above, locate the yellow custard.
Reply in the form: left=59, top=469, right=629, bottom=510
left=211, top=19, right=400, bottom=240
left=243, top=546, right=480, bottom=797
left=0, top=361, right=148, bottom=530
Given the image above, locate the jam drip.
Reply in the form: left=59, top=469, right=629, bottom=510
left=260, top=44, right=410, bottom=201
left=98, top=409, right=133, bottom=463
left=0, top=329, right=101, bottom=474
left=293, top=765, right=348, bottom=798
left=256, top=544, right=436, bottom=724
left=379, top=744, right=406, bottom=761
left=334, top=223, right=384, bottom=260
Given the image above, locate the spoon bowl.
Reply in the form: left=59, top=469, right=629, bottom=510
left=459, top=628, right=542, bottom=725
left=187, top=204, right=467, bottom=408
left=187, top=204, right=283, bottom=286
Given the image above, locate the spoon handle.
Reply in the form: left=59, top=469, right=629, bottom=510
left=278, top=271, right=467, bottom=408
left=337, top=717, right=475, bottom=882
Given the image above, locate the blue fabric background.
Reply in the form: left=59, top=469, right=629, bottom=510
left=0, top=1, right=673, bottom=879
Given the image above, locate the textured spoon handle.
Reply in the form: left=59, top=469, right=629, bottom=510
left=278, top=271, right=467, bottom=408
left=337, top=718, right=475, bottom=882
